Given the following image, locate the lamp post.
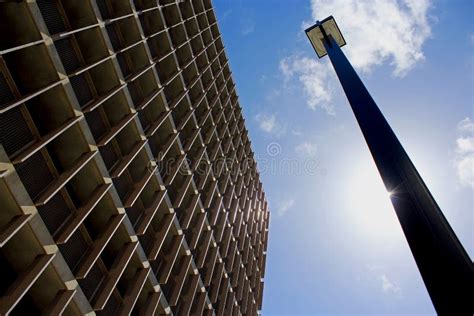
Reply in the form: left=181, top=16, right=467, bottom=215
left=305, top=16, right=473, bottom=314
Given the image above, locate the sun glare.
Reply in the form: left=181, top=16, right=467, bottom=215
left=343, top=158, right=401, bottom=240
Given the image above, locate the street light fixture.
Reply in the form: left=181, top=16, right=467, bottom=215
left=306, top=16, right=346, bottom=58
left=305, top=16, right=473, bottom=314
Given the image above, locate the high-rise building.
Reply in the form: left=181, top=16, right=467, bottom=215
left=0, top=1, right=269, bottom=315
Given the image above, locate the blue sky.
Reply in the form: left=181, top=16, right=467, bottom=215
left=213, top=0, right=473, bottom=315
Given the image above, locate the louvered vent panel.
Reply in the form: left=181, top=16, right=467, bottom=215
left=15, top=151, right=54, bottom=200
left=0, top=72, right=15, bottom=108
left=95, top=0, right=112, bottom=20
left=158, top=0, right=174, bottom=6
left=70, top=74, right=93, bottom=107
left=85, top=110, right=108, bottom=141
left=58, top=229, right=89, bottom=272
left=99, top=141, right=119, bottom=171
left=116, top=53, right=131, bottom=78
left=105, top=24, right=121, bottom=51
left=0, top=250, right=19, bottom=295
left=100, top=246, right=115, bottom=269
left=138, top=15, right=149, bottom=36
left=125, top=205, right=142, bottom=227
left=151, top=257, right=162, bottom=275
left=37, top=193, right=72, bottom=235
left=163, top=86, right=174, bottom=105
left=97, top=293, right=120, bottom=316
left=128, top=83, right=142, bottom=105
left=36, top=0, right=67, bottom=35
left=138, top=230, right=154, bottom=253
left=78, top=263, right=104, bottom=300
left=133, top=0, right=144, bottom=11
left=0, top=107, right=35, bottom=156
left=138, top=109, right=151, bottom=131
left=148, top=139, right=158, bottom=157
left=147, top=39, right=158, bottom=59
left=112, top=174, right=131, bottom=202
left=54, top=38, right=81, bottom=73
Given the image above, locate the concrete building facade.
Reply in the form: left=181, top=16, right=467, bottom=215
left=0, top=0, right=269, bottom=315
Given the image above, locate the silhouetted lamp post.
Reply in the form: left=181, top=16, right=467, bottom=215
left=305, top=16, right=473, bottom=314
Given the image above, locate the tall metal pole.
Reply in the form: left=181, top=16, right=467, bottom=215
left=322, top=34, right=473, bottom=314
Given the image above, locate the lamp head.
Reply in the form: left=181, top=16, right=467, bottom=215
left=305, top=16, right=346, bottom=58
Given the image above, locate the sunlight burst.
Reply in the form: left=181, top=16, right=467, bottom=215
left=343, top=157, right=401, bottom=240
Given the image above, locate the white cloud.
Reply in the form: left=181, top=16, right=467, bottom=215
left=240, top=12, right=255, bottom=36
left=276, top=199, right=295, bottom=217
left=279, top=0, right=432, bottom=115
left=295, top=142, right=318, bottom=157
left=455, top=156, right=474, bottom=188
left=456, top=137, right=474, bottom=155
left=241, top=23, right=255, bottom=35
left=291, top=128, right=303, bottom=136
left=366, top=265, right=401, bottom=295
left=255, top=113, right=287, bottom=136
left=454, top=118, right=474, bottom=188
left=457, top=117, right=474, bottom=133
left=279, top=55, right=335, bottom=114
left=381, top=274, right=401, bottom=294
left=255, top=113, right=276, bottom=133
left=222, top=9, right=232, bottom=21
left=308, top=0, right=432, bottom=77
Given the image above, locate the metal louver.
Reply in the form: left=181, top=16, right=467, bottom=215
left=54, top=38, right=81, bottom=74
left=77, top=263, right=104, bottom=300
left=0, top=72, right=15, bottom=108
left=112, top=174, right=131, bottom=202
left=84, top=110, right=107, bottom=141
left=95, top=0, right=112, bottom=21
left=138, top=109, right=151, bottom=130
left=139, top=15, right=150, bottom=36
left=147, top=39, right=158, bottom=59
left=105, top=24, right=121, bottom=51
left=138, top=231, right=154, bottom=253
left=116, top=53, right=131, bottom=78
left=0, top=106, right=35, bottom=157
left=36, top=0, right=67, bottom=35
left=0, top=251, right=18, bottom=290
left=148, top=139, right=158, bottom=157
left=99, top=293, right=120, bottom=315
left=69, top=74, right=93, bottom=107
left=36, top=193, right=72, bottom=235
left=58, top=229, right=89, bottom=272
left=127, top=82, right=142, bottom=105
left=99, top=141, right=119, bottom=171
left=15, top=151, right=54, bottom=200
left=125, top=205, right=142, bottom=227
